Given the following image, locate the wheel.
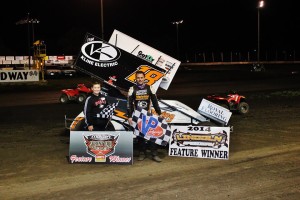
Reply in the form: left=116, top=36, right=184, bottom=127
left=76, top=93, right=87, bottom=104
left=238, top=102, right=249, bottom=114
left=59, top=94, right=69, bottom=104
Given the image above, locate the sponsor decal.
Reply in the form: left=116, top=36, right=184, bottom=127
left=137, top=50, right=154, bottom=63
left=131, top=107, right=171, bottom=146
left=108, top=155, right=132, bottom=163
left=114, top=109, right=128, bottom=119
left=95, top=98, right=106, bottom=107
left=151, top=109, right=175, bottom=123
left=70, top=116, right=85, bottom=131
left=198, top=99, right=232, bottom=125
left=126, top=65, right=164, bottom=85
left=80, top=39, right=120, bottom=67
left=69, top=131, right=133, bottom=164
left=136, top=89, right=147, bottom=95
left=0, top=70, right=39, bottom=82
left=84, top=134, right=119, bottom=162
left=70, top=155, right=93, bottom=163
left=57, top=56, right=65, bottom=60
left=137, top=101, right=148, bottom=108
left=135, top=95, right=150, bottom=100
left=137, top=116, right=164, bottom=138
left=172, top=129, right=228, bottom=149
left=107, top=75, right=117, bottom=85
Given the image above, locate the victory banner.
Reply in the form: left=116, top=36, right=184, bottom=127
left=74, top=33, right=166, bottom=92
left=169, top=125, right=230, bottom=160
left=69, top=131, right=133, bottom=164
left=131, top=107, right=172, bottom=146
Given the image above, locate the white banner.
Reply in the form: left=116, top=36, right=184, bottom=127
left=23, top=56, right=33, bottom=61
left=48, top=56, right=57, bottom=60
left=2, top=60, right=12, bottom=64
left=169, top=125, right=230, bottom=160
left=197, top=99, right=232, bottom=125
left=0, top=70, right=39, bottom=82
left=20, top=60, right=29, bottom=64
left=11, top=60, right=20, bottom=64
left=65, top=56, right=73, bottom=60
left=69, top=131, right=133, bottom=164
left=15, top=56, right=24, bottom=60
left=5, top=56, right=14, bottom=60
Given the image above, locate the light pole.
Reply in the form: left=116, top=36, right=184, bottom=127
left=100, top=0, right=104, bottom=39
left=30, top=18, right=40, bottom=42
left=172, top=20, right=183, bottom=59
left=257, top=0, right=264, bottom=65
left=16, top=13, right=39, bottom=69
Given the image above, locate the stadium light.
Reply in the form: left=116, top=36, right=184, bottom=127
left=257, top=1, right=264, bottom=65
left=16, top=13, right=40, bottom=69
left=172, top=20, right=184, bottom=59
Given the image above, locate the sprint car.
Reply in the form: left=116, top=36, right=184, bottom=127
left=65, top=84, right=216, bottom=133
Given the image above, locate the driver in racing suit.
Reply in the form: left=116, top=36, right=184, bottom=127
left=127, top=71, right=163, bottom=162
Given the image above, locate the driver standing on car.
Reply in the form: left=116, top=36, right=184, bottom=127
left=84, top=82, right=110, bottom=131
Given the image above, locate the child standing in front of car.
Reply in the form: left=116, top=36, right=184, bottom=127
left=83, top=82, right=109, bottom=131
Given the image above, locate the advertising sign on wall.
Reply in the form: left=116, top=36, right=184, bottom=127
left=0, top=70, right=39, bottom=82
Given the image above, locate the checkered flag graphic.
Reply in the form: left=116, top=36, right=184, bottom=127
left=99, top=101, right=119, bottom=119
left=131, top=107, right=171, bottom=146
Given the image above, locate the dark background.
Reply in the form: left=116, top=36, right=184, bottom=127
left=0, top=0, right=299, bottom=61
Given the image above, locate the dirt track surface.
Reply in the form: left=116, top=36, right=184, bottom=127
left=0, top=68, right=300, bottom=199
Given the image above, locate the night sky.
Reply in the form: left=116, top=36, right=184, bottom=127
left=0, top=0, right=299, bottom=61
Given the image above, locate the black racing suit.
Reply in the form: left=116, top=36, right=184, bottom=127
left=84, top=93, right=110, bottom=131
left=127, top=84, right=162, bottom=156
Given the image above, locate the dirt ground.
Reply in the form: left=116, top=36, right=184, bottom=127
left=0, top=71, right=300, bottom=200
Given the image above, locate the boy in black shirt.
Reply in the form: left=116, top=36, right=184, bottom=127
left=84, top=82, right=109, bottom=131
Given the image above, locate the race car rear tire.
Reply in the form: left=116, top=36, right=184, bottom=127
left=76, top=93, right=87, bottom=104
left=59, top=94, right=69, bottom=104
left=238, top=102, right=249, bottom=114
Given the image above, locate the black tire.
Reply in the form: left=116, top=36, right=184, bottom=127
left=59, top=94, right=69, bottom=104
left=238, top=102, right=249, bottom=114
left=76, top=93, right=87, bottom=104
